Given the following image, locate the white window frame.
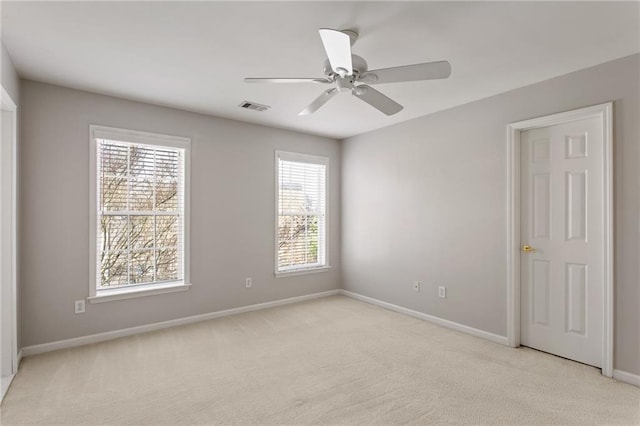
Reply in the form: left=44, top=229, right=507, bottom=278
left=88, top=125, right=191, bottom=303
left=275, top=150, right=330, bottom=277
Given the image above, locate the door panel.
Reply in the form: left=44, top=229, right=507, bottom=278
left=520, top=117, right=603, bottom=368
left=566, top=263, right=587, bottom=335
left=532, top=260, right=550, bottom=325
left=566, top=171, right=587, bottom=241
left=532, top=173, right=551, bottom=238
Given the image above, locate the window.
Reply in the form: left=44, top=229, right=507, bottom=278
left=89, top=125, right=190, bottom=302
left=276, top=151, right=329, bottom=275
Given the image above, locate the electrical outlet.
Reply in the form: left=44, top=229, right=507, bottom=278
left=413, top=281, right=420, bottom=292
left=245, top=277, right=252, bottom=288
left=438, top=286, right=446, bottom=299
left=74, top=300, right=85, bottom=314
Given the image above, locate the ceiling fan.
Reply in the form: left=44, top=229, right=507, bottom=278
left=245, top=28, right=451, bottom=116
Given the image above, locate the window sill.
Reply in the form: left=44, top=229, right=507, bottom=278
left=275, top=266, right=331, bottom=278
left=88, top=282, right=191, bottom=304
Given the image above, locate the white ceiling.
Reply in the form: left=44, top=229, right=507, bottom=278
left=2, top=1, right=639, bottom=139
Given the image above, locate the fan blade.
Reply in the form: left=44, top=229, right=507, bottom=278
left=244, top=78, right=331, bottom=84
left=319, top=29, right=353, bottom=75
left=361, top=61, right=451, bottom=84
left=353, top=85, right=403, bottom=116
left=298, top=88, right=338, bottom=116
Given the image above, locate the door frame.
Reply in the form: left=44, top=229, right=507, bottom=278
left=506, top=102, right=613, bottom=377
left=1, top=85, right=18, bottom=394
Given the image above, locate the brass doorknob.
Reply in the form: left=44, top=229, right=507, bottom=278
left=522, top=245, right=534, bottom=253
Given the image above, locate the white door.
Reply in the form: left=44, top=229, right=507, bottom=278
left=520, top=116, right=603, bottom=367
left=1, top=93, right=18, bottom=400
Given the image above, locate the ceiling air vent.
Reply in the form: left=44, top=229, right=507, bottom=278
left=238, top=101, right=270, bottom=112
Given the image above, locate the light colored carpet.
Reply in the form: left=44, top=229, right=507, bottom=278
left=1, top=295, right=638, bottom=425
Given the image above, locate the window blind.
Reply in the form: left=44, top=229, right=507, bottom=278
left=96, top=139, right=185, bottom=289
left=277, top=153, right=327, bottom=272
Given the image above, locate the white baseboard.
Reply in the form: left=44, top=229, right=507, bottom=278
left=20, top=287, right=636, bottom=388
left=613, top=369, right=640, bottom=387
left=1, top=374, right=15, bottom=402
left=1, top=350, right=23, bottom=402
left=339, top=289, right=509, bottom=346
left=22, top=289, right=340, bottom=357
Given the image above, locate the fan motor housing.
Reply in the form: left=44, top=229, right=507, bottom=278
left=323, top=54, right=368, bottom=80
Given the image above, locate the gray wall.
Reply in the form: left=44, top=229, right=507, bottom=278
left=341, top=54, right=639, bottom=375
left=1, top=42, right=19, bottom=103
left=20, top=80, right=340, bottom=347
